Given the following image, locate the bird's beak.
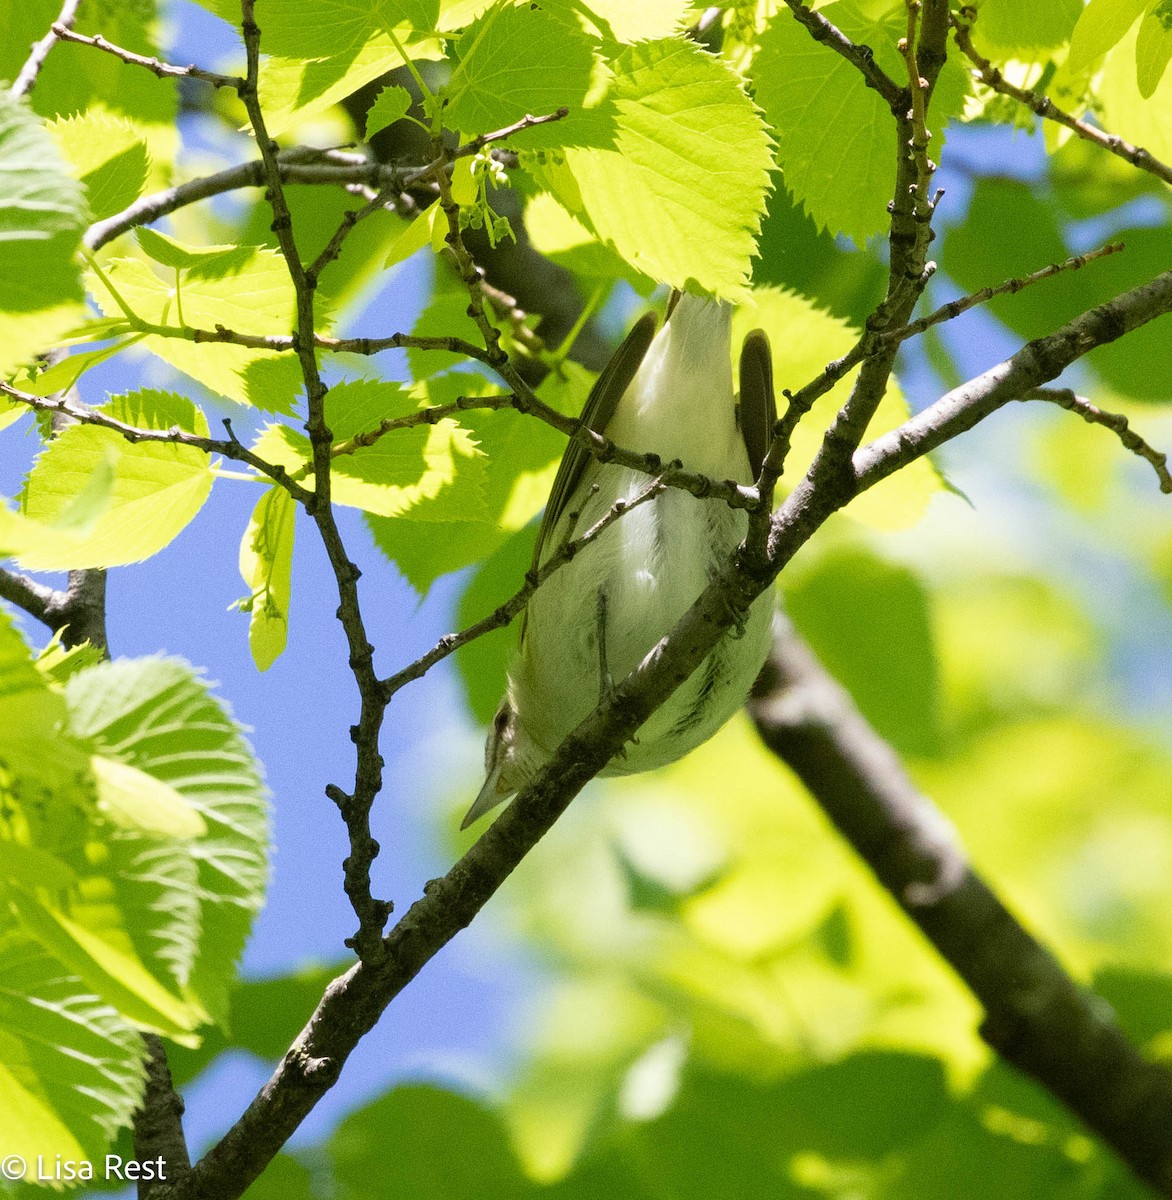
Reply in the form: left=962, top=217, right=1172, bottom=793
left=460, top=760, right=511, bottom=830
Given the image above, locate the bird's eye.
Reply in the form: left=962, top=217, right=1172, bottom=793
left=494, top=706, right=511, bottom=734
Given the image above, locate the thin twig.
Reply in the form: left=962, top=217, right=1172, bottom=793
left=887, top=242, right=1126, bottom=347
left=9, top=0, right=82, bottom=97
left=306, top=188, right=395, bottom=286
left=1022, top=387, right=1172, bottom=493
left=953, top=11, right=1172, bottom=189
left=51, top=24, right=244, bottom=89
left=791, top=0, right=947, bottom=483
left=852, top=268, right=1172, bottom=494
left=381, top=474, right=669, bottom=698
left=323, top=393, right=517, bottom=463
left=0, top=380, right=313, bottom=503
left=899, top=0, right=938, bottom=230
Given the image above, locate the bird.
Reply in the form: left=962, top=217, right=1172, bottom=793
left=462, top=290, right=777, bottom=830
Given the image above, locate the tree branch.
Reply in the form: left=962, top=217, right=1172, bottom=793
left=852, top=268, right=1172, bottom=493
left=51, top=24, right=244, bottom=89
left=1022, top=387, right=1171, bottom=493
left=748, top=620, right=1172, bottom=1196
left=0, top=381, right=314, bottom=504
left=9, top=0, right=81, bottom=98
left=164, top=251, right=1172, bottom=1200
left=237, top=0, right=395, bottom=961
left=954, top=13, right=1172, bottom=189
left=0, top=567, right=62, bottom=625
left=134, top=1034, right=192, bottom=1199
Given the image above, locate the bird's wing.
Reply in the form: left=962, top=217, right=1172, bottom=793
left=737, top=329, right=776, bottom=477
left=531, top=311, right=659, bottom=573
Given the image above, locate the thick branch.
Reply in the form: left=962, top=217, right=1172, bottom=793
left=134, top=1034, right=192, bottom=1198
left=748, top=621, right=1172, bottom=1196
left=853, top=268, right=1172, bottom=493
left=0, top=568, right=61, bottom=625
left=86, top=157, right=426, bottom=251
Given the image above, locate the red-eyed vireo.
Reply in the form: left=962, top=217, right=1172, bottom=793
left=463, top=292, right=776, bottom=829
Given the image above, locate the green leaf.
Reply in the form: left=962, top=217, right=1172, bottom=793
left=35, top=634, right=106, bottom=686
left=0, top=91, right=87, bottom=376
left=524, top=192, right=652, bottom=289
left=238, top=485, right=296, bottom=672
left=566, top=0, right=690, bottom=44
left=368, top=367, right=571, bottom=595
left=91, top=754, right=207, bottom=839
left=255, top=12, right=446, bottom=139
left=331, top=1085, right=526, bottom=1200
left=558, top=39, right=774, bottom=298
left=784, top=548, right=942, bottom=758
left=972, top=0, right=1083, bottom=52
left=1136, top=2, right=1172, bottom=97
left=0, top=930, right=144, bottom=1167
left=1099, top=9, right=1172, bottom=161
left=1066, top=0, right=1149, bottom=72
left=753, top=2, right=967, bottom=245
left=446, top=2, right=597, bottom=138
left=0, top=608, right=89, bottom=793
left=20, top=390, right=214, bottom=570
left=87, top=245, right=310, bottom=410
left=365, top=84, right=413, bottom=138
left=1094, top=965, right=1172, bottom=1045
left=454, top=524, right=536, bottom=722
left=65, top=657, right=270, bottom=1027
left=48, top=111, right=150, bottom=221
left=135, top=226, right=240, bottom=269
left=253, top=380, right=467, bottom=518
left=9, top=337, right=140, bottom=398
left=4, top=885, right=203, bottom=1040
left=252, top=0, right=440, bottom=58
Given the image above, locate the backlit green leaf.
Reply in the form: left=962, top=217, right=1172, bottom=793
left=0, top=91, right=87, bottom=375
left=365, top=84, right=413, bottom=138
left=557, top=39, right=773, bottom=298
left=48, top=111, right=150, bottom=221
left=238, top=485, right=296, bottom=671
left=20, top=390, right=213, bottom=569
left=0, top=931, right=144, bottom=1168
left=446, top=2, right=596, bottom=138
left=65, top=658, right=270, bottom=1027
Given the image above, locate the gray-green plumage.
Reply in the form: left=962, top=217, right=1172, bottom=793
left=464, top=293, right=776, bottom=829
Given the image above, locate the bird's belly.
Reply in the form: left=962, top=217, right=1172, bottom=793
left=510, top=470, right=773, bottom=774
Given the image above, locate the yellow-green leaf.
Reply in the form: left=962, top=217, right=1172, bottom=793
left=91, top=755, right=207, bottom=839
left=19, top=390, right=213, bottom=570
left=238, top=486, right=296, bottom=672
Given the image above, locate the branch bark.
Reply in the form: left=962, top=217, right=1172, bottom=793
left=748, top=620, right=1172, bottom=1196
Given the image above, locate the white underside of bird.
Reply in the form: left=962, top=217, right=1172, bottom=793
left=464, top=293, right=775, bottom=828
